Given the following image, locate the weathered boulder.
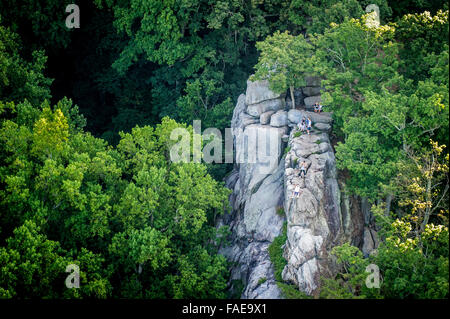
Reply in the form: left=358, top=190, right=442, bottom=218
left=247, top=98, right=285, bottom=117
left=292, top=137, right=330, bottom=158
left=287, top=109, right=305, bottom=124
left=245, top=78, right=285, bottom=117
left=314, top=122, right=332, bottom=132
left=245, top=78, right=282, bottom=105
left=270, top=111, right=288, bottom=127
left=260, top=111, right=275, bottom=125
left=231, top=94, right=258, bottom=133
left=303, top=111, right=333, bottom=124
left=362, top=227, right=379, bottom=257
left=287, top=110, right=332, bottom=127
left=304, top=95, right=322, bottom=109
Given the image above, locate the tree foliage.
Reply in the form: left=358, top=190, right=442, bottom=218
left=0, top=32, right=231, bottom=297
left=0, top=0, right=448, bottom=300
left=0, top=20, right=52, bottom=107
left=252, top=30, right=313, bottom=107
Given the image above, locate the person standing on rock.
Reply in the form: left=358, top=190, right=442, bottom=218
left=306, top=117, right=312, bottom=135
left=298, top=117, right=306, bottom=133
left=299, top=161, right=307, bottom=178
left=315, top=102, right=323, bottom=113
left=293, top=184, right=301, bottom=198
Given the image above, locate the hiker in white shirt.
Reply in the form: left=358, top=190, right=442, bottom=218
left=299, top=161, right=307, bottom=178
left=293, top=184, right=301, bottom=198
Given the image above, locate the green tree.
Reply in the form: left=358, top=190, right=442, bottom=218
left=320, top=142, right=449, bottom=299
left=0, top=220, right=69, bottom=298
left=253, top=30, right=313, bottom=108
left=309, top=11, right=448, bottom=200
left=307, top=14, right=401, bottom=198
left=394, top=10, right=449, bottom=81
left=313, top=14, right=400, bottom=132
left=0, top=0, right=73, bottom=52
left=288, top=0, right=392, bottom=35
left=91, top=0, right=297, bottom=139
left=0, top=20, right=52, bottom=107
left=0, top=98, right=231, bottom=298
left=319, top=243, right=375, bottom=299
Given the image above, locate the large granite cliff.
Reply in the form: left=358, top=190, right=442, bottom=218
left=218, top=77, right=374, bottom=298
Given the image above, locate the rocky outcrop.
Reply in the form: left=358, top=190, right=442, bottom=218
left=245, top=79, right=286, bottom=117
left=260, top=111, right=275, bottom=125
left=282, top=111, right=342, bottom=296
left=286, top=89, right=305, bottom=108
left=218, top=79, right=287, bottom=299
left=362, top=227, right=379, bottom=257
left=245, top=79, right=281, bottom=105
left=302, top=86, right=323, bottom=97
left=304, top=95, right=322, bottom=111
left=220, top=77, right=367, bottom=299
left=270, top=110, right=288, bottom=127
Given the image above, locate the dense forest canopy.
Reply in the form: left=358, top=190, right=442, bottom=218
left=0, top=0, right=448, bottom=298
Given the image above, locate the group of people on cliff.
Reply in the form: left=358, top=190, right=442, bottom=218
left=298, top=117, right=312, bottom=135
left=298, top=102, right=324, bottom=135
left=293, top=160, right=308, bottom=198
left=292, top=102, right=324, bottom=198
left=313, top=102, right=323, bottom=113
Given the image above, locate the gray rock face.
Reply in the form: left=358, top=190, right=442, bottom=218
left=282, top=119, right=342, bottom=296
left=270, top=111, right=288, bottom=127
left=314, top=122, right=332, bottom=132
left=304, top=111, right=333, bottom=124
left=362, top=227, right=379, bottom=257
left=304, top=95, right=322, bottom=109
left=235, top=124, right=286, bottom=202
left=231, top=94, right=258, bottom=133
left=220, top=159, right=285, bottom=299
left=247, top=98, right=285, bottom=117
left=287, top=109, right=305, bottom=124
left=245, top=79, right=282, bottom=105
left=221, top=239, right=283, bottom=299
left=245, top=78, right=285, bottom=117
left=260, top=111, right=275, bottom=125
left=218, top=82, right=287, bottom=299
left=287, top=109, right=333, bottom=126
left=219, top=76, right=367, bottom=299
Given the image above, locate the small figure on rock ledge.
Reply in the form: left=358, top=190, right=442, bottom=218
left=298, top=117, right=307, bottom=133
left=306, top=117, right=312, bottom=135
left=299, top=161, right=308, bottom=178
left=293, top=184, right=301, bottom=198
left=313, top=102, right=323, bottom=113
